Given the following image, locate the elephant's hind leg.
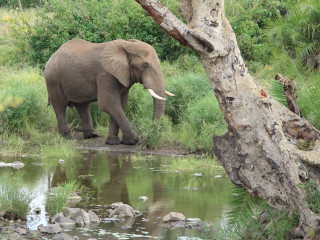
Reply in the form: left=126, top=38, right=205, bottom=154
left=52, top=105, right=71, bottom=138
left=75, top=103, right=98, bottom=139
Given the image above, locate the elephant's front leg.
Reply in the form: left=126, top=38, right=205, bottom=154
left=97, top=78, right=138, bottom=145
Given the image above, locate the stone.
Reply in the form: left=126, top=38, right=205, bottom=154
left=10, top=232, right=21, bottom=240
left=62, top=207, right=81, bottom=219
left=174, top=170, right=181, bottom=173
left=88, top=210, right=100, bottom=223
left=138, top=196, right=148, bottom=202
left=163, top=212, right=186, bottom=222
left=72, top=209, right=90, bottom=225
left=38, top=224, right=62, bottom=234
left=75, top=215, right=84, bottom=227
left=15, top=227, right=26, bottom=235
left=192, top=173, right=202, bottom=177
left=110, top=204, right=136, bottom=218
left=186, top=218, right=201, bottom=223
left=109, top=202, right=123, bottom=208
left=51, top=212, right=64, bottom=223
left=66, top=192, right=81, bottom=206
left=52, top=233, right=74, bottom=240
left=214, top=175, right=222, bottom=178
left=0, top=161, right=24, bottom=169
left=55, top=215, right=76, bottom=228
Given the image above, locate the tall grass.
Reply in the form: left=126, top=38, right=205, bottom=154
left=46, top=181, right=80, bottom=217
left=0, top=172, right=31, bottom=220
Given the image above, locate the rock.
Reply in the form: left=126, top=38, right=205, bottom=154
left=52, top=233, right=74, bottom=240
left=59, top=159, right=64, bottom=164
left=75, top=215, right=84, bottom=227
left=192, top=173, right=202, bottom=177
left=15, top=227, right=26, bottom=235
left=0, top=161, right=24, bottom=169
left=34, top=207, right=41, bottom=215
left=186, top=218, right=201, bottom=223
left=55, top=215, right=76, bottom=228
left=88, top=210, right=100, bottom=223
left=72, top=209, right=90, bottom=225
left=174, top=170, right=181, bottom=173
left=62, top=207, right=81, bottom=219
left=138, top=196, right=148, bottom=202
left=163, top=212, right=186, bottom=222
left=109, top=202, right=123, bottom=208
left=10, top=232, right=21, bottom=240
left=291, top=227, right=305, bottom=238
left=66, top=192, right=81, bottom=206
left=38, top=224, right=62, bottom=234
left=51, top=213, right=64, bottom=223
left=110, top=204, right=136, bottom=218
left=214, top=174, right=222, bottom=178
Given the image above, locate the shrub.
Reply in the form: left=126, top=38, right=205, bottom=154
left=226, top=0, right=292, bottom=68
left=22, top=0, right=190, bottom=67
left=0, top=67, right=55, bottom=135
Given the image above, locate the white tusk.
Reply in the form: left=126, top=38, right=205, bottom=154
left=165, top=90, right=175, bottom=97
left=148, top=89, right=166, bottom=101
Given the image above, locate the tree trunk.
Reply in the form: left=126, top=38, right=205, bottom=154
left=135, top=0, right=320, bottom=237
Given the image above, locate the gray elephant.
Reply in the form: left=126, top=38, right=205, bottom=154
left=44, top=39, right=174, bottom=145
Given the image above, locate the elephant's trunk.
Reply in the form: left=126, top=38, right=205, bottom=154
left=153, top=90, right=166, bottom=120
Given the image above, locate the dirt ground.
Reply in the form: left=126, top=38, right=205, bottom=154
left=73, top=131, right=193, bottom=156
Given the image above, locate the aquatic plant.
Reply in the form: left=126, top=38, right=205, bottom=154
left=0, top=172, right=31, bottom=220
left=46, top=181, right=80, bottom=217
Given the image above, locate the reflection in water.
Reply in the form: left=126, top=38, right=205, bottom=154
left=0, top=151, right=233, bottom=239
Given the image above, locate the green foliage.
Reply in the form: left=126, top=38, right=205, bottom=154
left=302, top=180, right=320, bottom=213
left=226, top=0, right=292, bottom=68
left=12, top=0, right=189, bottom=67
left=0, top=0, right=41, bottom=8
left=46, top=181, right=80, bottom=217
left=165, top=72, right=212, bottom=124
left=0, top=67, right=55, bottom=135
left=0, top=172, right=31, bottom=220
left=217, top=186, right=299, bottom=240
left=267, top=0, right=320, bottom=69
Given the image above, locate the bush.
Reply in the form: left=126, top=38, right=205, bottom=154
left=20, top=0, right=191, bottom=67
left=0, top=67, right=55, bottom=135
left=226, top=0, right=292, bottom=68
left=0, top=0, right=41, bottom=8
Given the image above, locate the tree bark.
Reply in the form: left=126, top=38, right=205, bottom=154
left=135, top=0, right=320, bottom=237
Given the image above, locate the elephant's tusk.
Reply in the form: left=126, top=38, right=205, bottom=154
left=165, top=90, right=175, bottom=97
left=148, top=89, right=166, bottom=101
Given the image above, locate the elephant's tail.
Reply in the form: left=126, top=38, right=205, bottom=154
left=47, top=97, right=51, bottom=107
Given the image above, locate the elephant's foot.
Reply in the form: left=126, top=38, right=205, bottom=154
left=60, top=131, right=72, bottom=139
left=121, top=135, right=139, bottom=145
left=106, top=136, right=121, bottom=145
left=83, top=130, right=99, bottom=139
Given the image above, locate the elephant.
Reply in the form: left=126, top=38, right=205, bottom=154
left=44, top=39, right=174, bottom=145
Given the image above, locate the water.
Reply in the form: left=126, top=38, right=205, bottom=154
left=0, top=151, right=233, bottom=239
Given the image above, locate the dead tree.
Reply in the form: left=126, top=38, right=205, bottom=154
left=135, top=0, right=320, bottom=237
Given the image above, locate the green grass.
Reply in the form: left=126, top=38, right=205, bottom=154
left=130, top=153, right=225, bottom=176
left=0, top=172, right=31, bottom=220
left=46, top=180, right=80, bottom=217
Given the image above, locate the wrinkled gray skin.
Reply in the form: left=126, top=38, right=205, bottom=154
left=45, top=39, right=166, bottom=145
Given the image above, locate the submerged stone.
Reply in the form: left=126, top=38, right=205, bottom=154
left=88, top=210, right=100, bottom=223
left=110, top=204, right=136, bottom=219
left=163, top=212, right=186, bottom=222
left=38, top=224, right=62, bottom=234
left=52, top=233, right=74, bottom=240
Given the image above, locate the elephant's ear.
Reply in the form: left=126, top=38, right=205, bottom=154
left=99, top=39, right=130, bottom=87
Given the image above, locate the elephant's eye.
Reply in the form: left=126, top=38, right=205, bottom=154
left=143, top=62, right=149, bottom=69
